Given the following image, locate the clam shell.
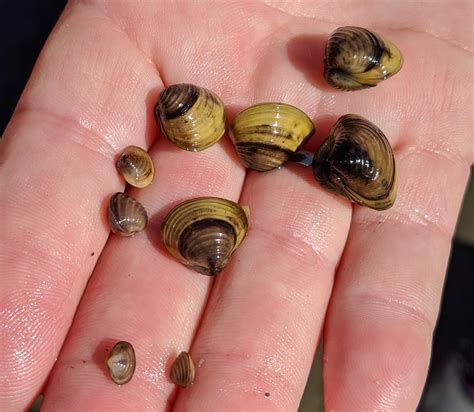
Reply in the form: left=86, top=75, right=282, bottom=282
left=230, top=103, right=314, bottom=171
left=171, top=351, right=195, bottom=388
left=116, top=146, right=154, bottom=188
left=106, top=341, right=136, bottom=385
left=312, top=114, right=397, bottom=210
left=161, top=197, right=249, bottom=275
left=108, top=193, right=148, bottom=236
left=154, top=83, right=226, bottom=151
left=324, top=26, right=403, bottom=91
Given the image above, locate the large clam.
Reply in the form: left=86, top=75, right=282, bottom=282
left=324, top=26, right=403, bottom=91
left=230, top=103, right=314, bottom=171
left=292, top=114, right=397, bottom=210
left=154, top=83, right=226, bottom=151
left=161, top=197, right=249, bottom=275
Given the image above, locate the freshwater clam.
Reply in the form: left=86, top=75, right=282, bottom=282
left=116, top=145, right=154, bottom=188
left=324, top=26, right=403, bottom=91
left=106, top=341, right=136, bottom=385
left=108, top=192, right=148, bottom=236
left=154, top=83, right=226, bottom=151
left=171, top=351, right=195, bottom=388
left=312, top=114, right=397, bottom=210
left=230, top=103, right=314, bottom=171
left=161, top=197, right=249, bottom=275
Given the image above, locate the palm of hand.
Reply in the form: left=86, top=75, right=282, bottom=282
left=1, top=1, right=472, bottom=410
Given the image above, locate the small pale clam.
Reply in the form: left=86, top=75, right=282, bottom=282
left=108, top=192, right=148, bottom=236
left=154, top=83, right=226, bottom=151
left=230, top=103, right=315, bottom=171
left=116, top=146, right=154, bottom=188
left=324, top=26, right=403, bottom=91
left=171, top=351, right=195, bottom=388
left=160, top=197, right=249, bottom=275
left=312, top=114, right=397, bottom=210
left=106, top=341, right=136, bottom=385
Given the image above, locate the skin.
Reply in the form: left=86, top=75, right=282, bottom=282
left=0, top=0, right=472, bottom=410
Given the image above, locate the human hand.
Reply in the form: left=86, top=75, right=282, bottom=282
left=1, top=1, right=472, bottom=410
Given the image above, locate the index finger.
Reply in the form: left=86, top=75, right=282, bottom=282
left=0, top=4, right=162, bottom=408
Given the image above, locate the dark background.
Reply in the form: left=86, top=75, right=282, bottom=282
left=2, top=2, right=473, bottom=411
left=1, top=1, right=65, bottom=130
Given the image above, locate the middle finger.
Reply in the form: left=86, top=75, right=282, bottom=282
left=42, top=112, right=245, bottom=409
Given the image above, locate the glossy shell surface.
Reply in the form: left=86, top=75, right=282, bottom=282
left=312, top=114, right=397, bottom=210
left=154, top=83, right=226, bottom=151
left=171, top=351, right=195, bottom=388
left=106, top=341, right=136, bottom=385
left=116, top=146, right=154, bottom=188
left=324, top=26, right=403, bottom=91
left=161, top=197, right=249, bottom=275
left=230, top=103, right=315, bottom=171
left=108, top=192, right=148, bottom=236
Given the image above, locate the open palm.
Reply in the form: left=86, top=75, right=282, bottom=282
left=1, top=1, right=472, bottom=410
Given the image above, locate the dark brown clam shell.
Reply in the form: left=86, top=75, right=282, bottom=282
left=312, top=114, right=397, bottom=210
left=171, top=351, right=195, bottom=388
left=108, top=193, right=148, bottom=237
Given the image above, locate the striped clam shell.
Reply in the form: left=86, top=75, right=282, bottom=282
left=171, top=351, right=195, bottom=388
left=324, top=26, right=403, bottom=91
left=160, top=197, right=249, bottom=276
left=106, top=341, right=136, bottom=385
left=230, top=103, right=315, bottom=172
left=108, top=192, right=148, bottom=236
left=154, top=83, right=226, bottom=151
left=116, top=145, right=154, bottom=188
left=312, top=114, right=397, bottom=210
